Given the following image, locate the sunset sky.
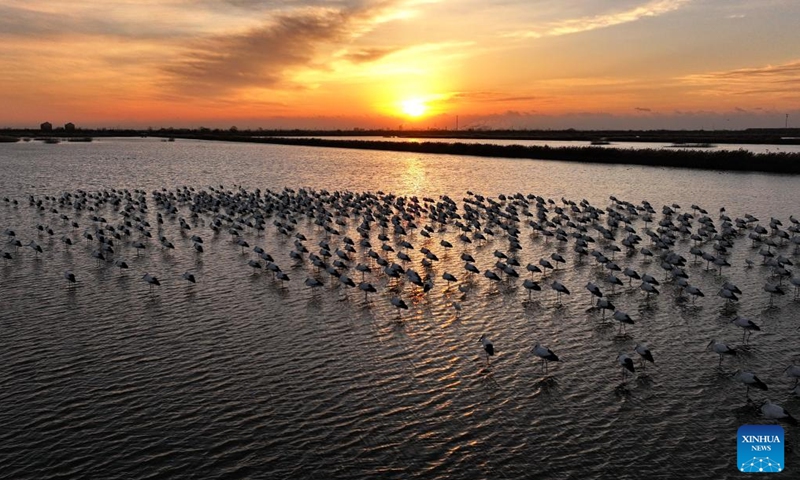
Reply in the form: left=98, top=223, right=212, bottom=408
left=2, top=0, right=799, bottom=130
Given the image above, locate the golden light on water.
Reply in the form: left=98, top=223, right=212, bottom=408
left=399, top=156, right=427, bottom=196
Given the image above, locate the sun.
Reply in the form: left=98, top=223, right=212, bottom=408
left=400, top=98, right=427, bottom=118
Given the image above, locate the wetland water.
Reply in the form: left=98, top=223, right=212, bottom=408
left=1, top=137, right=799, bottom=479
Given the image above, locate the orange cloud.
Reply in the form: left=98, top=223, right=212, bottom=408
left=680, top=60, right=800, bottom=97
left=506, top=0, right=691, bottom=39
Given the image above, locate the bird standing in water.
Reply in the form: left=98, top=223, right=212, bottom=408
left=533, top=343, right=559, bottom=373
left=617, top=353, right=635, bottom=381
left=633, top=344, right=655, bottom=371
left=480, top=335, right=495, bottom=365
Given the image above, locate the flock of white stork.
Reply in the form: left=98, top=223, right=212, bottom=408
left=3, top=186, right=800, bottom=423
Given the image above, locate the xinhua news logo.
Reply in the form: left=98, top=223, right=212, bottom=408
left=738, top=425, right=784, bottom=473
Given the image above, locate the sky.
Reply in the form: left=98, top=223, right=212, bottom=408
left=1, top=0, right=799, bottom=130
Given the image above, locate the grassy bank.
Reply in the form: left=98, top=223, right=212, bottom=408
left=187, top=134, right=800, bottom=175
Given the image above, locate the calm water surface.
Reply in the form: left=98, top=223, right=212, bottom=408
left=1, top=138, right=799, bottom=479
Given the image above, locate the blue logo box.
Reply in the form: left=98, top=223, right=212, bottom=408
left=738, top=425, right=785, bottom=473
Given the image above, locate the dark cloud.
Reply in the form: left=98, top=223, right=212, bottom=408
left=0, top=4, right=191, bottom=39
left=341, top=47, right=400, bottom=63
left=162, top=1, right=397, bottom=95
left=493, top=95, right=540, bottom=103
left=0, top=5, right=62, bottom=36
left=213, top=0, right=359, bottom=9
left=0, top=1, right=389, bottom=41
left=634, top=107, right=651, bottom=112
left=450, top=91, right=540, bottom=103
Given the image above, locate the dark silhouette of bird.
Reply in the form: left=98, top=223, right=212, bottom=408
left=480, top=334, right=495, bottom=365
left=533, top=343, right=559, bottom=373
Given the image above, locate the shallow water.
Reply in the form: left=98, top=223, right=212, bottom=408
left=1, top=138, right=799, bottom=479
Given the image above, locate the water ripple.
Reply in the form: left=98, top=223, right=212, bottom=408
left=1, top=139, right=799, bottom=479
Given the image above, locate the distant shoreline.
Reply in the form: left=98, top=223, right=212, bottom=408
left=3, top=128, right=800, bottom=174
left=184, top=134, right=800, bottom=175
left=2, top=127, right=800, bottom=145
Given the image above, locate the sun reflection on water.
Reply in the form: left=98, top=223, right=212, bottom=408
left=399, top=156, right=428, bottom=197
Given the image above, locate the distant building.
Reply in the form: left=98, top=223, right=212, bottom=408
left=65, top=122, right=75, bottom=131
left=40, top=122, right=52, bottom=132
